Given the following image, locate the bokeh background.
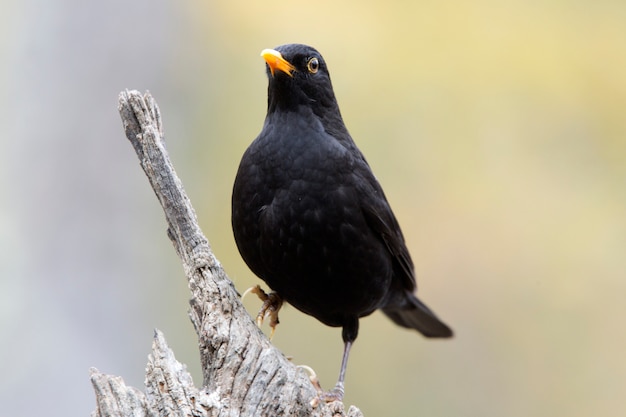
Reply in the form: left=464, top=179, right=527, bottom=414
left=1, top=1, right=625, bottom=416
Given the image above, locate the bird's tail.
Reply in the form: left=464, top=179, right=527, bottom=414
left=382, top=294, right=453, bottom=338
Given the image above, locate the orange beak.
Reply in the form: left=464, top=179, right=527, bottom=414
left=261, top=49, right=295, bottom=77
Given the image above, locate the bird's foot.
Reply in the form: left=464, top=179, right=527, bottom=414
left=299, top=365, right=344, bottom=407
left=316, top=382, right=345, bottom=405
left=241, top=285, right=283, bottom=339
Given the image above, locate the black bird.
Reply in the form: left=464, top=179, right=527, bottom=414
left=232, top=44, right=452, bottom=401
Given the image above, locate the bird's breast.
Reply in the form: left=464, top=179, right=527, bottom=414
left=232, top=116, right=393, bottom=323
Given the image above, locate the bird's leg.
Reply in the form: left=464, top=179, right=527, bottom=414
left=241, top=285, right=283, bottom=339
left=310, top=340, right=353, bottom=406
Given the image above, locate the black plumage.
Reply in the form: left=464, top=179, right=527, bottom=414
left=232, top=44, right=452, bottom=400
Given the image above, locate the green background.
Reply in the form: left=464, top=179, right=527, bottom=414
left=1, top=1, right=624, bottom=416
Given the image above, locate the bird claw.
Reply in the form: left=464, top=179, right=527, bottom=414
left=298, top=365, right=345, bottom=408
left=313, top=382, right=345, bottom=406
left=242, top=285, right=283, bottom=339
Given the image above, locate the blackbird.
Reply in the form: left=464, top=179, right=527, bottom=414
left=232, top=43, right=452, bottom=401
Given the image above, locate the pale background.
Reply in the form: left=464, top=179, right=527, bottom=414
left=1, top=1, right=624, bottom=416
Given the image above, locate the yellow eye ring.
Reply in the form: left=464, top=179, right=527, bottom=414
left=307, top=57, right=319, bottom=74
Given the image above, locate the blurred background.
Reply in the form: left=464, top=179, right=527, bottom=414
left=1, top=0, right=625, bottom=416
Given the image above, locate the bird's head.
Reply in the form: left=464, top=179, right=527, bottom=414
left=261, top=44, right=342, bottom=123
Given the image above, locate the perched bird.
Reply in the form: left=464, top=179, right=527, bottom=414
left=232, top=44, right=452, bottom=401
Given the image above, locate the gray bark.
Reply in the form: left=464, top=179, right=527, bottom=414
left=90, top=90, right=363, bottom=417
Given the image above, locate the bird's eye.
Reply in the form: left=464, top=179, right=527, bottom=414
left=307, top=57, right=319, bottom=74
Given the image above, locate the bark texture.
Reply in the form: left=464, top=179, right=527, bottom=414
left=90, top=90, right=363, bottom=417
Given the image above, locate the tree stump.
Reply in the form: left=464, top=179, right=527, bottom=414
left=89, top=90, right=363, bottom=417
